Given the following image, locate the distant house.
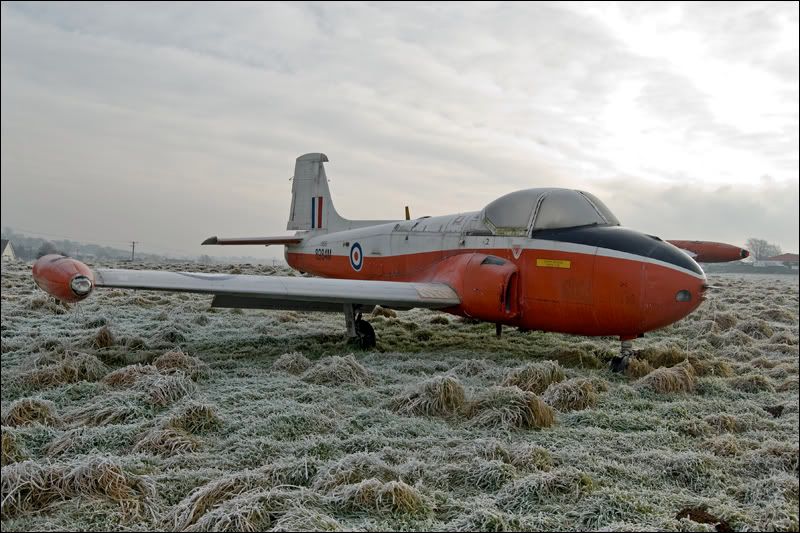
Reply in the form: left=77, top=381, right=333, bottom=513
left=767, top=253, right=799, bottom=270
left=1, top=239, right=17, bottom=262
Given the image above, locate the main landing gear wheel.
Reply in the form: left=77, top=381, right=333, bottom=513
left=344, top=304, right=376, bottom=350
left=354, top=312, right=376, bottom=349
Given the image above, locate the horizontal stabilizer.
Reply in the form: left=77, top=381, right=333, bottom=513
left=202, top=236, right=303, bottom=246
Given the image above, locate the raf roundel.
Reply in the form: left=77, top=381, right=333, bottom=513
left=349, top=242, right=364, bottom=272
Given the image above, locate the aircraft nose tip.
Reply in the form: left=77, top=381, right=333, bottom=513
left=741, top=249, right=750, bottom=259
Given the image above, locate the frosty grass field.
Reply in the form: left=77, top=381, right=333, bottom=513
left=1, top=260, right=798, bottom=532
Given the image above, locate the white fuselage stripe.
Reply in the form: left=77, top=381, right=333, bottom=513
left=290, top=218, right=706, bottom=281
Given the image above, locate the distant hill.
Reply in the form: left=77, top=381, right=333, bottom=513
left=0, top=229, right=283, bottom=265
left=1, top=231, right=167, bottom=262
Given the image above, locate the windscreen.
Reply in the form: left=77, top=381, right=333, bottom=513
left=532, top=189, right=608, bottom=231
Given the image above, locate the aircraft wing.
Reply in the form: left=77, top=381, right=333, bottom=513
left=93, top=268, right=459, bottom=311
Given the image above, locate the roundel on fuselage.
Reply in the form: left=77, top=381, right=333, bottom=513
left=349, top=242, right=364, bottom=272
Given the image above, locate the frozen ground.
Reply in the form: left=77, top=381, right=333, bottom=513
left=1, top=260, right=798, bottom=531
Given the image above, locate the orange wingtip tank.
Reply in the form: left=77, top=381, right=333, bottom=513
left=667, top=240, right=750, bottom=263
left=32, top=255, right=95, bottom=303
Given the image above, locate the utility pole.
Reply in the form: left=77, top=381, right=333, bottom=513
left=130, top=241, right=137, bottom=261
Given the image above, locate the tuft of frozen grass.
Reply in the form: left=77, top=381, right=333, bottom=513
left=634, top=361, right=696, bottom=394
left=169, top=470, right=254, bottom=531
left=638, top=346, right=688, bottom=368
left=272, top=352, right=312, bottom=375
left=704, top=413, right=748, bottom=434
left=23, top=351, right=109, bottom=388
left=153, top=350, right=210, bottom=381
left=501, top=360, right=565, bottom=394
left=496, top=468, right=594, bottom=512
left=301, top=354, right=373, bottom=386
left=313, top=452, right=397, bottom=492
left=451, top=358, right=494, bottom=377
left=770, top=330, right=798, bottom=346
left=192, top=314, right=210, bottom=326
left=183, top=487, right=309, bottom=532
left=713, top=312, right=738, bottom=330
left=330, top=478, right=427, bottom=515
left=1, top=455, right=154, bottom=519
left=133, top=427, right=200, bottom=456
left=552, top=347, right=603, bottom=368
left=625, top=358, right=654, bottom=378
left=508, top=444, right=554, bottom=472
left=777, top=377, right=799, bottom=392
left=542, top=378, right=598, bottom=412
left=702, top=434, right=755, bottom=457
left=447, top=505, right=522, bottom=532
left=391, top=374, right=466, bottom=417
left=688, top=357, right=734, bottom=377
left=65, top=392, right=151, bottom=426
left=371, top=305, right=397, bottom=318
left=29, top=295, right=68, bottom=314
left=2, top=427, right=27, bottom=466
left=466, top=386, right=555, bottom=429
left=737, top=319, right=774, bottom=339
left=463, top=458, right=518, bottom=490
left=102, top=364, right=160, bottom=387
left=139, top=372, right=197, bottom=407
left=167, top=402, right=222, bottom=434
left=270, top=506, right=343, bottom=532
left=149, top=325, right=187, bottom=346
left=2, top=398, right=61, bottom=427
left=759, top=307, right=795, bottom=323
left=728, top=373, right=775, bottom=393
left=92, top=326, right=116, bottom=349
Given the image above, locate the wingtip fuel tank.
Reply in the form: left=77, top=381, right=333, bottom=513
left=32, top=255, right=94, bottom=303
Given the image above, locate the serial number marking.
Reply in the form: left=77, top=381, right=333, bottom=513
left=315, top=248, right=332, bottom=260
left=536, top=258, right=571, bottom=269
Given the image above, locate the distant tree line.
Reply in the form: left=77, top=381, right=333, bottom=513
left=2, top=227, right=165, bottom=262
left=2, top=227, right=285, bottom=265
left=746, top=238, right=782, bottom=261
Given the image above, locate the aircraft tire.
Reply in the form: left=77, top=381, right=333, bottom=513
left=356, top=319, right=376, bottom=349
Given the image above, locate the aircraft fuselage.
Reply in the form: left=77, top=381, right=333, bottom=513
left=286, top=211, right=707, bottom=339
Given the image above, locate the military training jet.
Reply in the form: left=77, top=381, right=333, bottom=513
left=34, top=153, right=737, bottom=369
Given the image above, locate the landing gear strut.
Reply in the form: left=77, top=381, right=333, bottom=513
left=344, top=304, right=376, bottom=349
left=610, top=339, right=635, bottom=373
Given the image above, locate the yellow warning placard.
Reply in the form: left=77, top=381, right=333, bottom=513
left=536, top=258, right=571, bottom=269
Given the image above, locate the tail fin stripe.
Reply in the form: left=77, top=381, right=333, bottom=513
left=317, top=197, right=323, bottom=229
left=311, top=197, right=316, bottom=229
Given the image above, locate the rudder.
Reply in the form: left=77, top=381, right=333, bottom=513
left=287, top=153, right=346, bottom=232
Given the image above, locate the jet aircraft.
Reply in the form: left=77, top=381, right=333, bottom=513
left=34, top=153, right=722, bottom=369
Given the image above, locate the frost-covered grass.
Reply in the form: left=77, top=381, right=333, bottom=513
left=1, top=261, right=798, bottom=531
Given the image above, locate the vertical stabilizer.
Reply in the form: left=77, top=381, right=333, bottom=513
left=286, top=153, right=397, bottom=233
left=287, top=153, right=347, bottom=232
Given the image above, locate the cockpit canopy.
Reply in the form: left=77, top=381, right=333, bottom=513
left=481, top=188, right=620, bottom=236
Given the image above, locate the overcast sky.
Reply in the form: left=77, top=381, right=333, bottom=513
left=2, top=1, right=798, bottom=259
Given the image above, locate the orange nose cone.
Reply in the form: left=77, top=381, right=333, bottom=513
left=32, top=255, right=95, bottom=303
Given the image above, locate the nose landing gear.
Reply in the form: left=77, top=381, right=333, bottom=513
left=610, top=339, right=635, bottom=373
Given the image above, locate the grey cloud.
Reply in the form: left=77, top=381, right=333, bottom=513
left=1, top=2, right=797, bottom=257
